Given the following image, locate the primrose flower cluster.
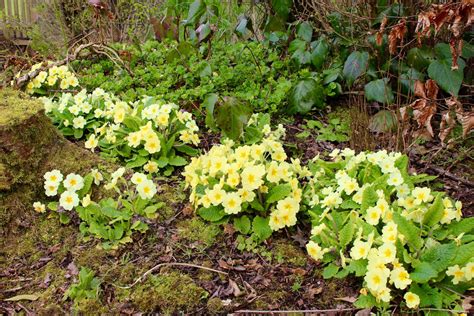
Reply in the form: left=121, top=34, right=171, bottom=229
left=183, top=125, right=311, bottom=233
left=35, top=168, right=162, bottom=249
left=303, top=149, right=471, bottom=310
left=41, top=91, right=200, bottom=172
left=25, top=63, right=79, bottom=94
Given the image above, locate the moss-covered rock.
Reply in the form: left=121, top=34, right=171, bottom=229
left=0, top=89, right=104, bottom=232
left=130, top=271, right=207, bottom=314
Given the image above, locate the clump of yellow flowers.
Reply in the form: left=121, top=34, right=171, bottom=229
left=35, top=168, right=162, bottom=250
left=41, top=91, right=200, bottom=173
left=183, top=123, right=311, bottom=237
left=23, top=63, right=79, bottom=94
left=303, top=148, right=471, bottom=312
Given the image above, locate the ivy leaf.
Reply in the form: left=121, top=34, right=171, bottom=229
left=364, top=79, right=394, bottom=104
left=296, top=21, right=313, bottom=42
left=310, top=38, right=329, bottom=69
left=234, top=215, right=251, bottom=234
left=288, top=39, right=307, bottom=54
left=266, top=184, right=292, bottom=204
left=198, top=206, right=226, bottom=222
left=428, top=59, right=464, bottom=96
left=252, top=216, right=272, bottom=241
left=287, top=79, right=325, bottom=114
left=399, top=68, right=425, bottom=94
left=343, top=51, right=369, bottom=86
left=393, top=212, right=423, bottom=250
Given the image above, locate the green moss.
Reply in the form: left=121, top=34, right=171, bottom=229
left=74, top=298, right=109, bottom=314
left=131, top=271, right=207, bottom=314
left=0, top=89, right=43, bottom=127
left=272, top=240, right=308, bottom=267
left=176, top=217, right=221, bottom=251
left=155, top=183, right=186, bottom=221
left=253, top=290, right=288, bottom=310
left=206, top=297, right=227, bottom=314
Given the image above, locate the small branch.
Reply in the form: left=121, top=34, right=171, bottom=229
left=427, top=165, right=474, bottom=187
left=116, top=262, right=228, bottom=289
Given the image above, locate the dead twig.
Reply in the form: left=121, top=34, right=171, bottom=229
left=427, top=165, right=474, bottom=187
left=116, top=262, right=228, bottom=289
left=14, top=42, right=95, bottom=88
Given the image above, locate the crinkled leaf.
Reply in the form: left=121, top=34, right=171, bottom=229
left=234, top=215, right=251, bottom=234
left=266, top=184, right=292, bottom=204
left=198, top=206, right=226, bottom=222
left=252, top=216, right=272, bottom=240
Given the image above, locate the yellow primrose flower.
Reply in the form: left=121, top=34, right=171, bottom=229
left=447, top=265, right=466, bottom=284
left=82, top=194, right=92, bottom=207
left=144, top=161, right=158, bottom=173
left=269, top=212, right=285, bottom=231
left=44, top=170, right=63, bottom=186
left=63, top=173, right=84, bottom=192
left=33, top=201, right=46, bottom=213
left=59, top=190, right=80, bottom=211
left=463, top=262, right=473, bottom=281
left=44, top=183, right=59, bottom=197
left=306, top=241, right=327, bottom=261
left=241, top=164, right=266, bottom=191
left=207, top=186, right=226, bottom=206
left=114, top=108, right=126, bottom=124
left=127, top=131, right=142, bottom=148
left=375, top=287, right=391, bottom=303
left=72, top=116, right=86, bottom=130
left=342, top=177, right=359, bottom=195
left=321, top=191, right=342, bottom=209
left=155, top=112, right=169, bottom=127
left=85, top=134, right=98, bottom=151
left=266, top=161, right=281, bottom=183
left=404, top=292, right=420, bottom=309
left=226, top=172, right=240, bottom=188
left=222, top=192, right=242, bottom=214
left=60, top=79, right=69, bottom=90
left=365, top=268, right=389, bottom=293
left=90, top=169, right=103, bottom=185
left=365, top=206, right=381, bottom=226
left=350, top=239, right=370, bottom=260
left=144, top=137, right=161, bottom=154
left=390, top=267, right=412, bottom=289
left=131, top=172, right=147, bottom=185
left=238, top=188, right=256, bottom=203
left=378, top=243, right=397, bottom=264
left=136, top=179, right=157, bottom=200
left=412, top=187, right=433, bottom=205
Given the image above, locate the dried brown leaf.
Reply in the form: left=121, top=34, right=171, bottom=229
left=388, top=19, right=407, bottom=55
left=425, top=79, right=439, bottom=100
left=414, top=80, right=426, bottom=99
left=412, top=99, right=437, bottom=137
left=460, top=113, right=474, bottom=137
left=439, top=111, right=455, bottom=144
left=376, top=16, right=388, bottom=46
